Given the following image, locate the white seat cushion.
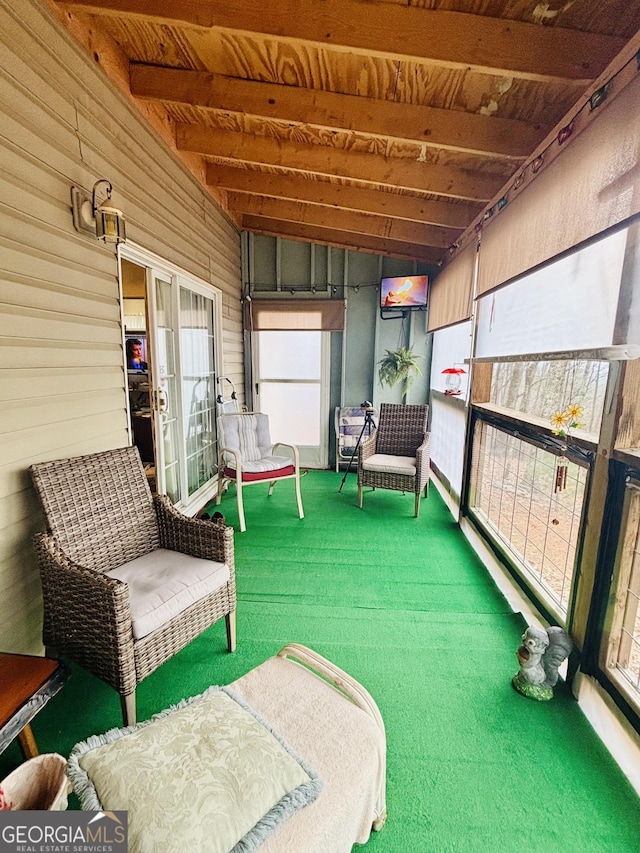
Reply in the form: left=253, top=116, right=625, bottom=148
left=107, top=549, right=230, bottom=640
left=241, top=455, right=293, bottom=474
left=362, top=454, right=416, bottom=476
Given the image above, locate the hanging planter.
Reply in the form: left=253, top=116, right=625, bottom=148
left=378, top=346, right=422, bottom=404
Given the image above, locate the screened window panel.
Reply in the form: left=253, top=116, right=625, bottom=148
left=257, top=331, right=321, bottom=380
left=429, top=323, right=472, bottom=502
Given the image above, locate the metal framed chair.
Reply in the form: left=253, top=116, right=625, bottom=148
left=216, top=412, right=304, bottom=533
left=335, top=406, right=374, bottom=472
left=357, top=403, right=430, bottom=517
left=30, top=446, right=236, bottom=727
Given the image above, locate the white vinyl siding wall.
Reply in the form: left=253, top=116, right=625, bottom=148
left=0, top=0, right=242, bottom=653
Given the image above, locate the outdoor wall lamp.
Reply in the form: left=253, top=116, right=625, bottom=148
left=71, top=179, right=126, bottom=244
left=442, top=365, right=466, bottom=396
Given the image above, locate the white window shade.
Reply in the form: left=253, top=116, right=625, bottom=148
left=474, top=227, right=639, bottom=362
left=429, top=323, right=472, bottom=504
left=430, top=396, right=467, bottom=504
left=430, top=321, right=472, bottom=395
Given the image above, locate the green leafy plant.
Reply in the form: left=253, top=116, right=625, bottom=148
left=378, top=346, right=422, bottom=403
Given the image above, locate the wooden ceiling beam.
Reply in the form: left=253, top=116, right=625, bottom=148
left=58, top=0, right=625, bottom=82
left=241, top=215, right=442, bottom=263
left=227, top=193, right=459, bottom=249
left=177, top=125, right=504, bottom=202
left=206, top=164, right=481, bottom=229
left=131, top=64, right=538, bottom=160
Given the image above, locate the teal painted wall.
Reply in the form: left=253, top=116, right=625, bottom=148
left=243, top=234, right=437, bottom=465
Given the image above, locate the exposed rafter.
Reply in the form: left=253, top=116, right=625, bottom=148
left=177, top=125, right=504, bottom=202
left=226, top=193, right=459, bottom=249
left=57, top=0, right=626, bottom=82
left=241, top=215, right=442, bottom=263
left=206, top=165, right=480, bottom=229
left=50, top=0, right=640, bottom=262
left=131, top=64, right=539, bottom=160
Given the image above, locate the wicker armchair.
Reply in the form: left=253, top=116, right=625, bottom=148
left=357, top=403, right=430, bottom=517
left=30, top=446, right=236, bottom=727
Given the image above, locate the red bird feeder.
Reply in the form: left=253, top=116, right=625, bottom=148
left=442, top=366, right=466, bottom=396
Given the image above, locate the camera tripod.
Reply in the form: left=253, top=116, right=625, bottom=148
left=338, top=405, right=377, bottom=492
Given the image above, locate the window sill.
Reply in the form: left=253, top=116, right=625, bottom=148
left=472, top=402, right=598, bottom=450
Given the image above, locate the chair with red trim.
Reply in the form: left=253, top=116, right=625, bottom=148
left=216, top=412, right=304, bottom=532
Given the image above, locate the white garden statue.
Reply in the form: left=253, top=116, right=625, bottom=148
left=512, top=625, right=573, bottom=701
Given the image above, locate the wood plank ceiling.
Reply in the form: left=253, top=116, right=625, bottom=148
left=51, top=0, right=640, bottom=264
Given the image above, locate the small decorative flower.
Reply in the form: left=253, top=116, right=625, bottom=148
left=0, top=786, right=13, bottom=810
left=550, top=411, right=567, bottom=434
left=550, top=404, right=586, bottom=437
left=565, top=404, right=584, bottom=422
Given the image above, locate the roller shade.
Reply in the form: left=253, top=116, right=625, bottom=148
left=474, top=226, right=633, bottom=361
left=428, top=241, right=476, bottom=332
left=246, top=299, right=346, bottom=331
left=477, top=74, right=640, bottom=296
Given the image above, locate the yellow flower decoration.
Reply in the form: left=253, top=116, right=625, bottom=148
left=565, top=404, right=584, bottom=421
left=550, top=403, right=586, bottom=437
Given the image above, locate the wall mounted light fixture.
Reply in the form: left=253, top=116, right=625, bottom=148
left=71, top=179, right=126, bottom=244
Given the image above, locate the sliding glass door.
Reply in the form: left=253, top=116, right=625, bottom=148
left=121, top=245, right=222, bottom=514
left=179, top=286, right=217, bottom=499
left=149, top=272, right=181, bottom=503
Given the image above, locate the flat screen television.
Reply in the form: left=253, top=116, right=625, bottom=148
left=125, top=334, right=148, bottom=371
left=380, top=274, right=429, bottom=310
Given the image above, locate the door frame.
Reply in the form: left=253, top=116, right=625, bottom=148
left=118, top=242, right=224, bottom=514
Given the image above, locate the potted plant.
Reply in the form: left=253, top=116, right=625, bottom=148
left=378, top=346, right=422, bottom=404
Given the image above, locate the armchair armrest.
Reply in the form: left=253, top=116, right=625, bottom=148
left=33, top=532, right=136, bottom=693
left=154, top=495, right=234, bottom=570
left=358, top=431, right=378, bottom=466
left=415, top=433, right=430, bottom=460
left=272, top=442, right=300, bottom=467
left=277, top=643, right=387, bottom=828
left=219, top=446, right=243, bottom=476
left=415, top=432, right=431, bottom=487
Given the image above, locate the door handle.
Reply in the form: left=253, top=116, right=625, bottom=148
left=153, top=389, right=168, bottom=413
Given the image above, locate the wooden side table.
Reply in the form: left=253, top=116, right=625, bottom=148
left=0, top=653, right=70, bottom=759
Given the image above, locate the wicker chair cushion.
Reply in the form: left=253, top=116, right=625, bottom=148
left=362, top=454, right=417, bottom=476
left=107, top=549, right=230, bottom=640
